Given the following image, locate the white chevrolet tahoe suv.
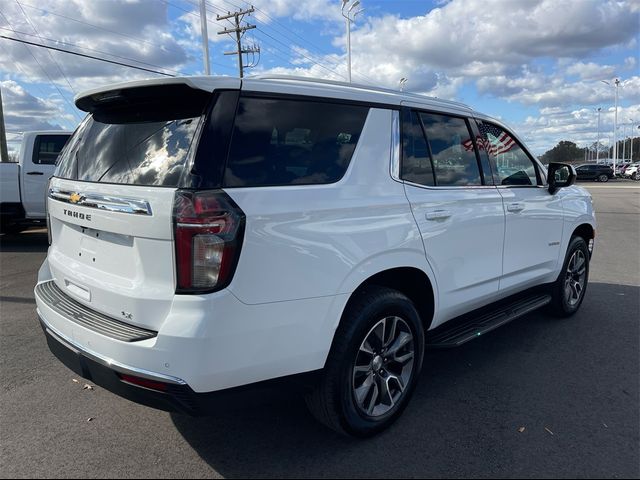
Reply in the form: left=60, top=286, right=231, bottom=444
left=35, top=76, right=595, bottom=436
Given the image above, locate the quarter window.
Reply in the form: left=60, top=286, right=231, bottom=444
left=224, top=97, right=369, bottom=187
left=478, top=122, right=539, bottom=186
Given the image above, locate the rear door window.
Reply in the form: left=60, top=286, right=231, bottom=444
left=401, top=110, right=435, bottom=186
left=224, top=96, right=369, bottom=187
left=417, top=112, right=483, bottom=186
left=401, top=110, right=490, bottom=187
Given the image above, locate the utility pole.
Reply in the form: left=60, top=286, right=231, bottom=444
left=0, top=87, right=8, bottom=163
left=199, top=0, right=211, bottom=75
left=217, top=6, right=260, bottom=78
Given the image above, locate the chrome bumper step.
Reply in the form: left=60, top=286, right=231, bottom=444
left=35, top=281, right=157, bottom=343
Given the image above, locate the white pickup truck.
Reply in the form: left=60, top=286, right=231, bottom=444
left=1, top=131, right=71, bottom=234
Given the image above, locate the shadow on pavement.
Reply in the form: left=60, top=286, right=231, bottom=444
left=0, top=230, right=49, bottom=253
left=171, top=282, right=639, bottom=478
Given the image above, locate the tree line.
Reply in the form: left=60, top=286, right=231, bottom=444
left=539, top=138, right=640, bottom=165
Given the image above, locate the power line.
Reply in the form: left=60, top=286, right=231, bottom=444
left=16, top=2, right=187, bottom=59
left=0, top=39, right=52, bottom=100
left=160, top=0, right=244, bottom=73
left=0, top=12, right=82, bottom=121
left=214, top=0, right=377, bottom=85
left=255, top=27, right=345, bottom=80
left=0, top=26, right=184, bottom=76
left=217, top=6, right=259, bottom=78
left=0, top=36, right=176, bottom=77
left=15, top=0, right=77, bottom=95
left=185, top=0, right=349, bottom=79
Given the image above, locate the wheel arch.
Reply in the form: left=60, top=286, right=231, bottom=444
left=572, top=223, right=595, bottom=242
left=338, top=266, right=436, bottom=336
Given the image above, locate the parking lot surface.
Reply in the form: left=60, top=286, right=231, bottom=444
left=1, top=183, right=638, bottom=478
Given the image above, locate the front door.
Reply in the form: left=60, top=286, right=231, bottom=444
left=475, top=120, right=564, bottom=292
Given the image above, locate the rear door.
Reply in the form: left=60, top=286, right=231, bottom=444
left=46, top=84, right=219, bottom=331
left=401, top=108, right=505, bottom=323
left=475, top=120, right=564, bottom=292
left=22, top=133, right=69, bottom=218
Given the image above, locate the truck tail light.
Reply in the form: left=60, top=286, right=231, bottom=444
left=173, top=190, right=245, bottom=293
left=46, top=177, right=52, bottom=245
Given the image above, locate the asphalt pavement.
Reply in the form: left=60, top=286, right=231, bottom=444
left=1, top=183, right=638, bottom=478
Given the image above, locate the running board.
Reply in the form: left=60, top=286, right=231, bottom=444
left=427, top=294, right=552, bottom=348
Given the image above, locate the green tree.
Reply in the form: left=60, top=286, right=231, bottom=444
left=540, top=140, right=585, bottom=165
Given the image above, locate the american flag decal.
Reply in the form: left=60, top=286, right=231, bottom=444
left=478, top=123, right=516, bottom=156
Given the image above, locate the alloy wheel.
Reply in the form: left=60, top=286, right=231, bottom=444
left=564, top=250, right=587, bottom=307
left=352, top=316, right=415, bottom=417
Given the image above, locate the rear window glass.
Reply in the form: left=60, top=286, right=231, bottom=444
left=55, top=87, right=208, bottom=187
left=224, top=97, right=369, bottom=187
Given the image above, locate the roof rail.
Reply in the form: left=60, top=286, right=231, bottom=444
left=247, top=74, right=473, bottom=111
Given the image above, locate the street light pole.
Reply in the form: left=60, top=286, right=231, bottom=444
left=602, top=79, right=620, bottom=174
left=621, top=123, right=627, bottom=162
left=596, top=107, right=601, bottom=163
left=199, top=0, right=211, bottom=75
left=614, top=79, right=620, bottom=172
left=341, top=0, right=363, bottom=83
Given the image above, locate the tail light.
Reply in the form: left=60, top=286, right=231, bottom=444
left=46, top=177, right=52, bottom=245
left=173, top=190, right=245, bottom=293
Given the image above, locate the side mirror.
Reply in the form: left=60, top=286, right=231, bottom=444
left=547, top=162, right=576, bottom=194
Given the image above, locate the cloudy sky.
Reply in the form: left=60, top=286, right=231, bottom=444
left=0, top=0, right=638, bottom=156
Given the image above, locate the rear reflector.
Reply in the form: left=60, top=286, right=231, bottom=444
left=119, top=373, right=168, bottom=392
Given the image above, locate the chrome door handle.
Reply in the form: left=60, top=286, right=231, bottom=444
left=507, top=202, right=525, bottom=213
left=425, top=209, right=452, bottom=220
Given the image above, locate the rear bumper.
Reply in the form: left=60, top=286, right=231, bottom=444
left=35, top=258, right=347, bottom=397
left=40, top=317, right=200, bottom=414
left=40, top=316, right=319, bottom=415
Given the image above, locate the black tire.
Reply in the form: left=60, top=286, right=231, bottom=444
left=633, top=172, right=639, bottom=181
left=305, top=286, right=425, bottom=437
left=597, top=174, right=609, bottom=182
left=547, top=236, right=590, bottom=317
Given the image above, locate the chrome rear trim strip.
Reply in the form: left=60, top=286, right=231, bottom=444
left=39, top=315, right=186, bottom=386
left=49, top=187, right=153, bottom=216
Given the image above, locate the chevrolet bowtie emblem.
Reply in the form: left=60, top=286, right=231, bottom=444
left=69, top=193, right=82, bottom=204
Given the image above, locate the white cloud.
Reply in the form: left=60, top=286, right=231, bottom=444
left=349, top=0, right=637, bottom=74
left=0, top=0, right=191, bottom=89
left=565, top=62, right=617, bottom=80
left=516, top=103, right=640, bottom=154
left=0, top=80, right=69, bottom=132
left=251, top=0, right=342, bottom=22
